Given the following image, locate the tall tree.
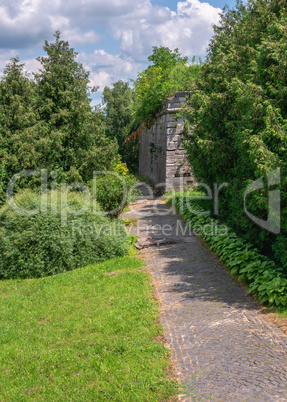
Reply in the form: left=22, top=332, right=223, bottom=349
left=132, top=46, right=201, bottom=123
left=147, top=46, right=188, bottom=69
left=0, top=57, right=40, bottom=202
left=34, top=31, right=117, bottom=182
left=184, top=0, right=287, bottom=265
left=0, top=33, right=118, bottom=205
left=102, top=80, right=134, bottom=164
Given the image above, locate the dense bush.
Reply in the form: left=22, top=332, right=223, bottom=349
left=0, top=190, right=129, bottom=279
left=167, top=192, right=287, bottom=308
left=183, top=0, right=287, bottom=266
left=91, top=159, right=139, bottom=217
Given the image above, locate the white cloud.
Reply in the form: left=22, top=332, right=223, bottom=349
left=0, top=0, right=52, bottom=48
left=22, top=57, right=41, bottom=75
left=0, top=0, right=221, bottom=56
left=79, top=49, right=140, bottom=91
left=110, top=0, right=221, bottom=60
left=0, top=0, right=222, bottom=97
left=49, top=15, right=102, bottom=45
left=0, top=50, right=19, bottom=77
left=0, top=0, right=103, bottom=49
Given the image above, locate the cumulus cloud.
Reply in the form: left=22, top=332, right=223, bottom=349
left=0, top=0, right=222, bottom=99
left=0, top=0, right=221, bottom=55
left=0, top=0, right=103, bottom=49
left=78, top=49, right=141, bottom=91
left=110, top=0, right=221, bottom=60
left=22, top=57, right=41, bottom=75
left=0, top=50, right=19, bottom=77
left=0, top=0, right=50, bottom=49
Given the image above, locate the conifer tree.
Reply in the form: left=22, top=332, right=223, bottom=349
left=0, top=33, right=117, bottom=204
left=34, top=31, right=117, bottom=182
left=0, top=57, right=39, bottom=202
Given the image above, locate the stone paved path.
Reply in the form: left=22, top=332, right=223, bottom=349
left=122, top=193, right=287, bottom=401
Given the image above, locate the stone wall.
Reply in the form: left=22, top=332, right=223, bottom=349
left=139, top=91, right=195, bottom=193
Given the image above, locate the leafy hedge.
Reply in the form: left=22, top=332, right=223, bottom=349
left=0, top=190, right=129, bottom=279
left=182, top=0, right=287, bottom=267
left=167, top=192, right=287, bottom=308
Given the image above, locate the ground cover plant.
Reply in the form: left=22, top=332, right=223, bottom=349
left=0, top=190, right=129, bottom=279
left=167, top=191, right=287, bottom=308
left=0, top=253, right=179, bottom=400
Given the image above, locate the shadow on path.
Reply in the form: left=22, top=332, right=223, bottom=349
left=122, top=198, right=287, bottom=401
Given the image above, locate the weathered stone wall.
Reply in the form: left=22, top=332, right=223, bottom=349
left=139, top=91, right=195, bottom=193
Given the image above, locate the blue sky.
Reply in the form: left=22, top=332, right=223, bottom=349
left=0, top=0, right=237, bottom=104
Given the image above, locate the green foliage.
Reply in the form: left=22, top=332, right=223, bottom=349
left=167, top=192, right=287, bottom=308
left=0, top=33, right=118, bottom=206
left=133, top=47, right=201, bottom=123
left=91, top=159, right=139, bottom=217
left=101, top=47, right=201, bottom=173
left=102, top=80, right=140, bottom=171
left=0, top=57, right=39, bottom=203
left=0, top=190, right=129, bottom=279
left=34, top=31, right=117, bottom=183
left=103, top=80, right=133, bottom=148
left=183, top=0, right=287, bottom=264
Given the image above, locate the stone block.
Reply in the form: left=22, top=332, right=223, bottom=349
left=167, top=134, right=180, bottom=142
left=165, top=122, right=178, bottom=129
left=175, top=150, right=187, bottom=155
left=169, top=102, right=181, bottom=109
left=167, top=126, right=183, bottom=135
left=175, top=90, right=190, bottom=97
left=166, top=157, right=176, bottom=164
left=166, top=143, right=177, bottom=151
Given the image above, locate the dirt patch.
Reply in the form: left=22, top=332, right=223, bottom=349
left=105, top=270, right=128, bottom=276
left=260, top=308, right=287, bottom=337
left=89, top=381, right=98, bottom=390
left=154, top=333, right=169, bottom=347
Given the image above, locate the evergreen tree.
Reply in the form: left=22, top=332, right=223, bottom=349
left=184, top=0, right=287, bottom=266
left=0, top=32, right=118, bottom=205
left=34, top=31, right=117, bottom=182
left=102, top=80, right=134, bottom=165
left=0, top=57, right=40, bottom=202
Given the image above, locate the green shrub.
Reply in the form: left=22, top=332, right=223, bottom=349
left=91, top=160, right=139, bottom=216
left=0, top=190, right=129, bottom=279
left=167, top=192, right=287, bottom=308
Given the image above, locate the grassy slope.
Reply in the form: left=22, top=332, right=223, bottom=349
left=0, top=253, right=178, bottom=401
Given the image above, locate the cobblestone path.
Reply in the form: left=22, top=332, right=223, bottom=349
left=122, top=195, right=287, bottom=401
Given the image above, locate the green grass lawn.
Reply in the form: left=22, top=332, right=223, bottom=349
left=0, top=252, right=178, bottom=401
